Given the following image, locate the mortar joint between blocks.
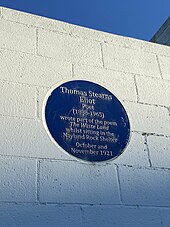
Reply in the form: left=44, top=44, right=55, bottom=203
left=156, top=55, right=163, bottom=79
left=80, top=206, right=85, bottom=226
left=36, top=28, right=39, bottom=55
left=68, top=24, right=74, bottom=37
left=115, top=165, right=123, bottom=204
left=166, top=107, right=170, bottom=117
left=0, top=7, right=2, bottom=19
left=100, top=43, right=105, bottom=68
left=35, top=87, right=40, bottom=119
left=133, top=75, right=140, bottom=102
left=71, top=64, right=75, bottom=77
left=159, top=210, right=164, bottom=227
left=144, top=135, right=152, bottom=167
left=36, top=159, right=41, bottom=203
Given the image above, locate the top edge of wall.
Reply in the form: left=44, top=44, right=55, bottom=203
left=0, top=6, right=170, bottom=56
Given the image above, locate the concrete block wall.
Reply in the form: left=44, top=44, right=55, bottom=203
left=0, top=7, right=170, bottom=227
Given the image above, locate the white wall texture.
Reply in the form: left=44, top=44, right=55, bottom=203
left=0, top=7, right=170, bottom=227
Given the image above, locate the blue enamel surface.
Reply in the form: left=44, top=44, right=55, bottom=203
left=44, top=80, right=130, bottom=162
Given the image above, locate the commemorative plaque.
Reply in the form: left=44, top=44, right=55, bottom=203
left=43, top=80, right=130, bottom=162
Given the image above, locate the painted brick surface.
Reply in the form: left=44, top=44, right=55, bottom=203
left=0, top=80, right=36, bottom=118
left=2, top=6, right=170, bottom=57
left=70, top=23, right=120, bottom=42
left=147, top=135, right=170, bottom=168
left=0, top=204, right=82, bottom=227
left=73, top=64, right=137, bottom=102
left=0, top=7, right=2, bottom=17
left=38, top=29, right=103, bottom=67
left=70, top=23, right=170, bottom=57
left=124, top=101, right=170, bottom=135
left=160, top=209, right=170, bottom=227
left=119, top=166, right=170, bottom=206
left=158, top=55, right=170, bottom=80
left=136, top=75, right=170, bottom=106
left=37, top=86, right=50, bottom=119
left=82, top=206, right=161, bottom=227
left=0, top=50, right=72, bottom=86
left=113, top=132, right=150, bottom=167
left=2, top=7, right=70, bottom=33
left=0, top=117, right=71, bottom=160
left=0, top=19, right=36, bottom=53
left=0, top=157, right=36, bottom=202
left=102, top=44, right=161, bottom=78
left=39, top=160, right=120, bottom=204
left=0, top=6, right=170, bottom=227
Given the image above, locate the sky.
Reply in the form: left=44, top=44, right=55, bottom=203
left=0, top=0, right=170, bottom=41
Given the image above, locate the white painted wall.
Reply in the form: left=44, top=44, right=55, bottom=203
left=0, top=7, right=170, bottom=227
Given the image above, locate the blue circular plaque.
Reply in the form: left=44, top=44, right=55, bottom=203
left=43, top=80, right=130, bottom=162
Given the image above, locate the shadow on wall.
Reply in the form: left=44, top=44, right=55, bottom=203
left=0, top=117, right=170, bottom=226
left=0, top=164, right=168, bottom=227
